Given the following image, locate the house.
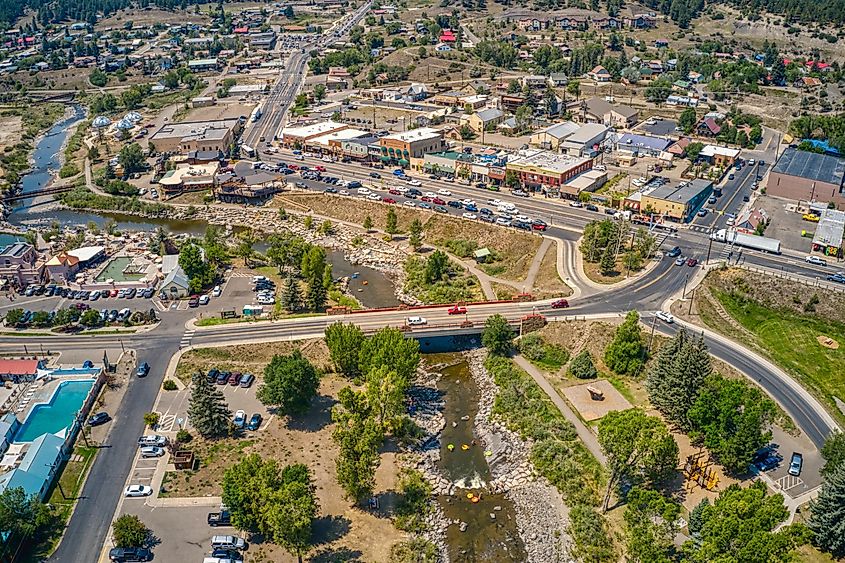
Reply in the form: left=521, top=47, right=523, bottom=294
left=0, top=243, right=43, bottom=288
left=655, top=38, right=669, bottom=48
left=462, top=80, right=489, bottom=95
left=431, top=90, right=466, bottom=106
left=521, top=75, right=548, bottom=89
left=587, top=65, right=611, bottom=82
left=592, top=16, right=621, bottom=29
left=735, top=208, right=769, bottom=233
left=549, top=73, right=569, bottom=87
left=439, top=29, right=457, bottom=43
left=461, top=108, right=506, bottom=134
left=624, top=13, right=656, bottom=28
left=529, top=121, right=580, bottom=151
left=580, top=97, right=639, bottom=128
left=697, top=118, right=721, bottom=137
left=160, top=266, right=191, bottom=299
left=44, top=252, right=81, bottom=284
left=404, top=83, right=429, bottom=101
left=0, top=413, right=20, bottom=457
left=667, top=137, right=692, bottom=157
left=797, top=77, right=823, bottom=89
left=699, top=145, right=741, bottom=167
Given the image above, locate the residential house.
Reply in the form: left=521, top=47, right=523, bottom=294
left=735, top=208, right=769, bottom=233
left=580, top=97, right=639, bottom=128
left=521, top=75, right=548, bottom=89
left=592, top=16, right=622, bottom=29
left=587, top=65, right=611, bottom=82
left=624, top=13, right=656, bottom=28
left=461, top=108, right=505, bottom=134
left=655, top=38, right=669, bottom=48
left=697, top=118, right=721, bottom=137
left=549, top=73, right=569, bottom=87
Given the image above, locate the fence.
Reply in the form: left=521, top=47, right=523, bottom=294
left=734, top=264, right=845, bottom=294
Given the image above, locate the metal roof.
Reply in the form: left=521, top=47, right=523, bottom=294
left=772, top=147, right=845, bottom=187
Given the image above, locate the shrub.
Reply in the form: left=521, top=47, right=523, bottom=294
left=143, top=412, right=160, bottom=428
left=163, top=380, right=178, bottom=391
left=112, top=515, right=149, bottom=548
left=569, top=350, right=598, bottom=379
left=519, top=333, right=570, bottom=370
left=176, top=429, right=193, bottom=443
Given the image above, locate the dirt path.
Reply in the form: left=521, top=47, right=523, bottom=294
left=521, top=238, right=552, bottom=292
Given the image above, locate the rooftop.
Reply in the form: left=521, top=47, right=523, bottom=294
left=281, top=120, right=347, bottom=139
left=0, top=243, right=32, bottom=258
left=382, top=127, right=442, bottom=143
left=566, top=123, right=609, bottom=144
left=537, top=121, right=580, bottom=140
left=617, top=133, right=672, bottom=152
left=772, top=147, right=845, bottom=187
left=152, top=119, right=239, bottom=142
left=812, top=208, right=845, bottom=247
left=508, top=148, right=591, bottom=174
left=309, top=128, right=370, bottom=146
left=648, top=179, right=713, bottom=203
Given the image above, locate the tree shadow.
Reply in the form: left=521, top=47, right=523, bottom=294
left=286, top=393, right=337, bottom=433
left=308, top=547, right=363, bottom=562
left=312, top=515, right=351, bottom=546
left=372, top=490, right=400, bottom=519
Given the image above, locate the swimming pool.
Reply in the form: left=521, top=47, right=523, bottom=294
left=95, top=256, right=145, bottom=282
left=15, top=380, right=95, bottom=442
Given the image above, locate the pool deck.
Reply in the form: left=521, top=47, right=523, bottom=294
left=10, top=375, right=97, bottom=424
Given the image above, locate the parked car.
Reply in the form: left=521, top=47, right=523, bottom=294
left=233, top=410, right=247, bottom=429
left=188, top=295, right=200, bottom=307
left=239, top=373, right=255, bottom=388
left=228, top=372, right=242, bottom=386
left=550, top=299, right=569, bottom=309
left=138, top=435, right=167, bottom=447
left=208, top=511, right=232, bottom=527
left=585, top=204, right=599, bottom=212
left=108, top=547, right=152, bottom=562
left=124, top=484, right=153, bottom=497
left=217, top=371, right=230, bottom=384
left=199, top=294, right=210, bottom=305
left=406, top=316, right=427, bottom=326
left=212, top=285, right=222, bottom=297
left=210, top=535, right=246, bottom=551
left=140, top=446, right=165, bottom=458
left=247, top=413, right=263, bottom=431
left=88, top=412, right=111, bottom=426
left=136, top=362, right=150, bottom=377
left=788, top=452, right=803, bottom=476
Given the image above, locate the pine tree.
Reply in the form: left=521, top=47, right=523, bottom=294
left=809, top=463, right=845, bottom=557
left=569, top=350, right=598, bottom=379
left=604, top=311, right=646, bottom=376
left=385, top=208, right=398, bottom=235
left=646, top=329, right=711, bottom=430
left=599, top=244, right=616, bottom=275
left=307, top=279, right=327, bottom=311
left=363, top=216, right=373, bottom=231
left=187, top=372, right=231, bottom=438
left=408, top=218, right=423, bottom=251
left=281, top=276, right=302, bottom=313
left=688, top=498, right=709, bottom=535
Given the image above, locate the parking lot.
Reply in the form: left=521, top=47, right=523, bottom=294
left=637, top=117, right=680, bottom=137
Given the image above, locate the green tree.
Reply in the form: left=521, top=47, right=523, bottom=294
left=112, top=515, right=150, bottom=548
left=385, top=208, right=398, bottom=235
left=423, top=250, right=448, bottom=284
left=688, top=498, right=709, bottom=536
left=679, top=107, right=697, bottom=133
left=394, top=468, right=432, bottom=533
left=325, top=322, right=364, bottom=377
left=300, top=245, right=326, bottom=283
left=313, top=83, right=327, bottom=101
left=408, top=218, right=423, bottom=250
left=117, top=142, right=145, bottom=173
left=89, top=68, right=108, bottom=87
left=359, top=327, right=420, bottom=382
left=686, top=142, right=704, bottom=162
left=597, top=409, right=679, bottom=511
left=604, top=311, right=646, bottom=376
left=179, top=243, right=214, bottom=293
left=820, top=431, right=845, bottom=477
left=363, top=215, right=373, bottom=231
left=685, top=481, right=808, bottom=562
left=569, top=349, right=598, bottom=379
left=482, top=314, right=515, bottom=356
left=624, top=488, right=680, bottom=563
left=599, top=245, right=615, bottom=275
left=365, top=365, right=407, bottom=429
left=809, top=463, right=845, bottom=557
left=306, top=278, right=327, bottom=311
left=332, top=387, right=384, bottom=504
left=568, top=504, right=615, bottom=563
left=688, top=374, right=776, bottom=473
left=257, top=351, right=319, bottom=416
left=645, top=328, right=711, bottom=431
left=187, top=371, right=231, bottom=438
left=281, top=275, right=302, bottom=313
left=0, top=487, right=51, bottom=545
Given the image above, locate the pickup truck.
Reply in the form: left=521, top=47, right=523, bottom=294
left=208, top=511, right=232, bottom=527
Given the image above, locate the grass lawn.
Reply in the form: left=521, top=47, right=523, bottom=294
left=714, top=290, right=845, bottom=425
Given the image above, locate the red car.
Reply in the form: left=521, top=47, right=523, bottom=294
left=448, top=305, right=467, bottom=315
left=188, top=295, right=200, bottom=308
left=382, top=197, right=396, bottom=204
left=686, top=258, right=698, bottom=267
left=432, top=197, right=446, bottom=205
left=314, top=165, right=326, bottom=172
left=228, top=372, right=243, bottom=386
left=288, top=164, right=299, bottom=170
left=109, top=289, right=119, bottom=297
left=389, top=189, right=401, bottom=195
left=420, top=196, right=432, bottom=202
left=550, top=299, right=569, bottom=309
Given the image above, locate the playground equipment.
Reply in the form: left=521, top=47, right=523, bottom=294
left=683, top=449, right=719, bottom=491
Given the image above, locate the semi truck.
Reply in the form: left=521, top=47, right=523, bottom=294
left=710, top=228, right=782, bottom=254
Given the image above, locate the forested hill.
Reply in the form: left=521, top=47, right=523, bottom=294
left=719, top=0, right=845, bottom=24
left=0, top=0, right=225, bottom=28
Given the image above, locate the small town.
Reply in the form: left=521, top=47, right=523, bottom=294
left=0, top=0, right=843, bottom=561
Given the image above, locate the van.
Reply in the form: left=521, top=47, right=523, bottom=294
left=239, top=373, right=255, bottom=388
left=210, top=535, right=246, bottom=550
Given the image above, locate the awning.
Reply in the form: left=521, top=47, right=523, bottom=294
left=380, top=155, right=391, bottom=162
left=398, top=159, right=409, bottom=165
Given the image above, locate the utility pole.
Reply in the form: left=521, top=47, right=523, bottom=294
left=682, top=273, right=689, bottom=299
left=648, top=313, right=658, bottom=353
left=705, top=237, right=713, bottom=264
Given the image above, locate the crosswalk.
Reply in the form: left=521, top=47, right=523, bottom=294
left=180, top=329, right=195, bottom=349
left=688, top=225, right=712, bottom=234
left=151, top=298, right=168, bottom=312
left=158, top=413, right=178, bottom=432
left=230, top=272, right=253, bottom=278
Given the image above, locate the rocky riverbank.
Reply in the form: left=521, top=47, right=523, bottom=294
left=466, top=350, right=573, bottom=563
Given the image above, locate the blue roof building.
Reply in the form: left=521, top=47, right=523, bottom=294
left=0, top=433, right=67, bottom=501
left=616, top=133, right=672, bottom=156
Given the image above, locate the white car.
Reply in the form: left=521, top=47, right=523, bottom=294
left=461, top=199, right=476, bottom=206
left=199, top=294, right=210, bottom=305
left=212, top=285, right=222, bottom=297
left=321, top=156, right=332, bottom=163
left=408, top=179, right=422, bottom=186
left=403, top=201, right=416, bottom=208
left=124, top=485, right=153, bottom=497
left=516, top=214, right=530, bottom=222
left=462, top=212, right=477, bottom=220
left=140, top=446, right=165, bottom=458
left=655, top=311, right=675, bottom=324
left=424, top=191, right=437, bottom=198
left=233, top=410, right=246, bottom=428
left=437, top=188, right=452, bottom=196
left=406, top=316, right=427, bottom=326
left=569, top=201, right=583, bottom=208
left=489, top=198, right=503, bottom=207
left=138, top=435, right=167, bottom=447
left=356, top=187, right=370, bottom=194
left=495, top=217, right=511, bottom=226
left=339, top=189, right=350, bottom=196
left=806, top=255, right=827, bottom=266
left=367, top=193, right=381, bottom=201
left=394, top=186, right=409, bottom=194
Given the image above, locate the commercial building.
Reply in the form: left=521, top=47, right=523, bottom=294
left=187, top=58, right=219, bottom=72
left=506, top=149, right=593, bottom=192
left=45, top=246, right=106, bottom=284
left=641, top=179, right=713, bottom=222
left=0, top=243, right=44, bottom=288
left=422, top=151, right=473, bottom=175
left=377, top=128, right=445, bottom=165
left=811, top=208, right=845, bottom=257
left=0, top=432, right=68, bottom=501
left=616, top=133, right=672, bottom=157
left=699, top=145, right=740, bottom=167
left=340, top=135, right=379, bottom=160
left=560, top=123, right=608, bottom=157
left=529, top=121, right=580, bottom=151
left=766, top=147, right=845, bottom=209
left=150, top=119, right=241, bottom=154
left=158, top=162, right=219, bottom=195
left=279, top=121, right=348, bottom=147
left=580, top=97, right=639, bottom=128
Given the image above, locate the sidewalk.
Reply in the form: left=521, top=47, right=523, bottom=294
left=512, top=355, right=607, bottom=464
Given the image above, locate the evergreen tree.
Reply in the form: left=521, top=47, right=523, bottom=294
left=408, top=218, right=423, bottom=250
left=688, top=498, right=709, bottom=535
left=363, top=216, right=373, bottom=231
left=604, top=311, right=646, bottom=376
left=821, top=431, right=845, bottom=477
left=187, top=371, right=231, bottom=438
left=306, top=278, right=327, bottom=311
left=599, top=244, right=615, bottom=275
left=385, top=208, right=398, bottom=235
left=809, top=463, right=845, bottom=557
left=281, top=275, right=302, bottom=313
left=569, top=349, right=598, bottom=379
left=645, top=329, right=711, bottom=431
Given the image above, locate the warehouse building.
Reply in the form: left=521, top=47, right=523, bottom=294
left=641, top=179, right=713, bottom=222
left=150, top=119, right=242, bottom=154
left=766, top=147, right=845, bottom=210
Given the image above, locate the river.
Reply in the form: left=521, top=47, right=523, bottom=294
left=8, top=106, right=400, bottom=308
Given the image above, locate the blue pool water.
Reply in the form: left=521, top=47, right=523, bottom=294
left=15, top=380, right=95, bottom=442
